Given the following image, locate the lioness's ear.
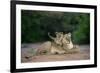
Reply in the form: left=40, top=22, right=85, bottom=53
left=68, top=33, right=71, bottom=37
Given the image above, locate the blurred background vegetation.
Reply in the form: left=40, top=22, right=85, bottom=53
left=21, top=10, right=90, bottom=44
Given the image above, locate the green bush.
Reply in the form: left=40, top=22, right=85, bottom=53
left=21, top=10, right=90, bottom=44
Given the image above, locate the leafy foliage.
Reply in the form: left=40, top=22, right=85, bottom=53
left=21, top=10, right=90, bottom=44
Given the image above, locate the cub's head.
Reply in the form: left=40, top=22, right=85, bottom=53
left=55, top=32, right=63, bottom=38
left=63, top=33, right=72, bottom=44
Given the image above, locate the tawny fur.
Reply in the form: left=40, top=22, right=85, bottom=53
left=36, top=32, right=80, bottom=55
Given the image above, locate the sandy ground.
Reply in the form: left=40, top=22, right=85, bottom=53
left=21, top=43, right=90, bottom=63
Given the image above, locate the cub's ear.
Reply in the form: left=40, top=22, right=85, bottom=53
left=68, top=33, right=71, bottom=37
left=61, top=32, right=63, bottom=34
left=55, top=32, right=58, bottom=35
left=55, top=32, right=58, bottom=33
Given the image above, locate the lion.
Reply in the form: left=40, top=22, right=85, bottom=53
left=48, top=32, right=63, bottom=46
left=36, top=41, right=66, bottom=55
left=36, top=41, right=51, bottom=55
left=50, top=42, right=66, bottom=54
left=36, top=32, right=80, bottom=55
left=62, top=33, right=80, bottom=53
left=36, top=32, right=65, bottom=55
left=62, top=33, right=74, bottom=50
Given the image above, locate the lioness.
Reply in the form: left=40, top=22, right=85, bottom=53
left=36, top=32, right=79, bottom=55
left=62, top=33, right=74, bottom=50
left=36, top=41, right=66, bottom=55
left=62, top=33, right=80, bottom=53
